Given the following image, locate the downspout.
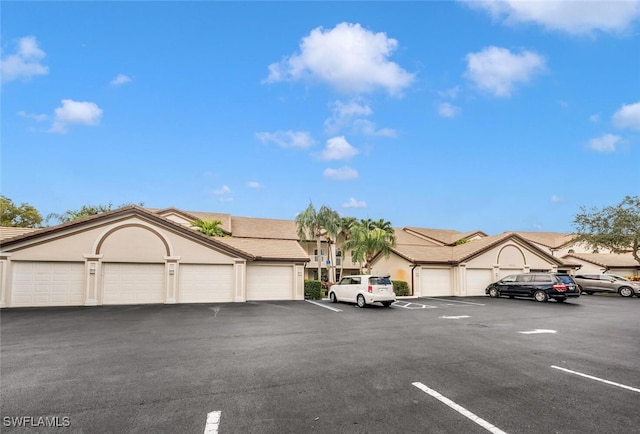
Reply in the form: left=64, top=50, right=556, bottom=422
left=411, top=263, right=419, bottom=296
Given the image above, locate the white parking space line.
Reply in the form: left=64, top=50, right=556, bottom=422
left=412, top=382, right=507, bottom=434
left=392, top=301, right=437, bottom=309
left=551, top=365, right=640, bottom=394
left=305, top=300, right=342, bottom=312
left=204, top=411, right=222, bottom=434
left=519, top=329, right=557, bottom=334
left=440, top=315, right=471, bottom=319
left=420, top=297, right=485, bottom=306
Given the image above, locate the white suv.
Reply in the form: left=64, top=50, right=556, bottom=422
left=328, top=275, right=396, bottom=308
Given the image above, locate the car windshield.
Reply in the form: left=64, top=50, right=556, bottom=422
left=370, top=277, right=392, bottom=285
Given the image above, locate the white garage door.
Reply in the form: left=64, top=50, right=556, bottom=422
left=102, top=263, right=165, bottom=305
left=247, top=265, right=293, bottom=301
left=466, top=269, right=494, bottom=296
left=498, top=269, right=522, bottom=280
left=12, top=261, right=85, bottom=307
left=420, top=268, right=452, bottom=297
left=178, top=264, right=234, bottom=303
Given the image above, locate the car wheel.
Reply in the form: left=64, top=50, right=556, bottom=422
left=357, top=294, right=366, bottom=308
left=488, top=288, right=500, bottom=298
left=619, top=286, right=634, bottom=297
left=329, top=292, right=337, bottom=303
left=534, top=290, right=548, bottom=302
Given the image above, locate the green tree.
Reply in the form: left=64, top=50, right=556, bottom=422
left=337, top=216, right=357, bottom=278
left=0, top=196, right=43, bottom=227
left=342, top=218, right=396, bottom=273
left=573, top=195, right=640, bottom=265
left=192, top=219, right=227, bottom=237
left=46, top=201, right=144, bottom=224
left=295, top=202, right=340, bottom=281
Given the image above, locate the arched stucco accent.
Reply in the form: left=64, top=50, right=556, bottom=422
left=496, top=244, right=526, bottom=268
left=93, top=223, right=172, bottom=256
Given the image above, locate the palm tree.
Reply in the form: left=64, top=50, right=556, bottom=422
left=342, top=219, right=396, bottom=273
left=337, top=216, right=357, bottom=279
left=372, top=218, right=393, bottom=234
left=192, top=219, right=226, bottom=237
left=295, top=202, right=339, bottom=281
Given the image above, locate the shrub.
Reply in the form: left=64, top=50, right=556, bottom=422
left=393, top=280, right=409, bottom=296
left=628, top=276, right=640, bottom=281
left=304, top=280, right=322, bottom=300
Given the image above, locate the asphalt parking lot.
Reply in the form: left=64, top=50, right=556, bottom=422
left=2, top=295, right=639, bottom=433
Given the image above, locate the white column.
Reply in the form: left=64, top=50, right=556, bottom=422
left=83, top=254, right=103, bottom=306
left=0, top=253, right=11, bottom=308
left=234, top=260, right=246, bottom=302
left=164, top=256, right=180, bottom=304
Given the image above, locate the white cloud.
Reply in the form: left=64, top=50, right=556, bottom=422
left=324, top=99, right=395, bottom=137
left=612, top=101, right=640, bottom=130
left=589, top=113, right=601, bottom=123
left=550, top=194, right=563, bottom=203
left=255, top=130, right=314, bottom=148
left=588, top=134, right=620, bottom=152
left=265, top=22, right=415, bottom=95
left=319, top=136, right=359, bottom=160
left=465, top=46, right=546, bottom=97
left=218, top=197, right=234, bottom=203
left=1, top=36, right=49, bottom=82
left=463, top=0, right=640, bottom=35
left=17, top=110, right=47, bottom=122
left=50, top=99, right=103, bottom=133
left=437, top=102, right=461, bottom=118
left=324, top=99, right=373, bottom=134
left=110, top=73, right=132, bottom=86
left=323, top=166, right=359, bottom=180
left=352, top=119, right=396, bottom=137
left=246, top=181, right=262, bottom=189
left=212, top=185, right=231, bottom=195
left=342, top=197, right=367, bottom=208
left=437, top=86, right=461, bottom=99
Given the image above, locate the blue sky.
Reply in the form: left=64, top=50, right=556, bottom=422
left=2, top=1, right=639, bottom=234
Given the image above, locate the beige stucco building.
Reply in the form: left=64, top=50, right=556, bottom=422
left=1, top=206, right=637, bottom=308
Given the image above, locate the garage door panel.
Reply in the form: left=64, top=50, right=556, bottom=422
left=466, top=269, right=494, bottom=296
left=247, top=266, right=293, bottom=301
left=102, top=263, right=164, bottom=305
left=420, top=268, right=452, bottom=297
left=179, top=264, right=233, bottom=303
left=12, top=262, right=85, bottom=307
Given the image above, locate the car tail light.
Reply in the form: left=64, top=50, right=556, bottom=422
left=553, top=284, right=567, bottom=292
left=368, top=285, right=373, bottom=293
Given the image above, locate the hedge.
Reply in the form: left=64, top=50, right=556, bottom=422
left=304, top=280, right=322, bottom=300
left=393, top=280, right=409, bottom=296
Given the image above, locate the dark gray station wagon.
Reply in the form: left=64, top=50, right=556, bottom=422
left=485, top=273, right=580, bottom=302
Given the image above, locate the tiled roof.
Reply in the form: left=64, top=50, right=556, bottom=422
left=563, top=253, right=639, bottom=268
left=394, top=228, right=441, bottom=246
left=403, top=227, right=486, bottom=245
left=229, top=216, right=299, bottom=240
left=215, top=237, right=309, bottom=261
left=515, top=231, right=576, bottom=248
left=0, top=227, right=42, bottom=242
left=391, top=232, right=569, bottom=266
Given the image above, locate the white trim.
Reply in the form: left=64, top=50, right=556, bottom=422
left=551, top=365, right=640, bottom=393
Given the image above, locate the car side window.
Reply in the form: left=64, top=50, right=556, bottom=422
left=534, top=275, right=553, bottom=282
left=516, top=274, right=532, bottom=283
left=500, top=275, right=516, bottom=283
left=351, top=277, right=361, bottom=284
left=339, top=277, right=351, bottom=285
